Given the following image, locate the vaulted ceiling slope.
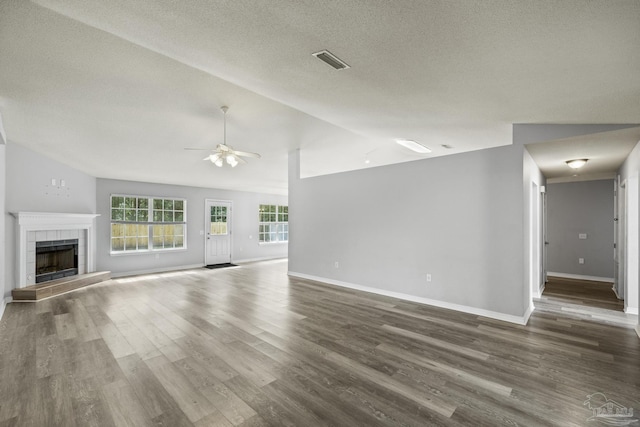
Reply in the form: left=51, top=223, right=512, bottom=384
left=1, top=1, right=639, bottom=194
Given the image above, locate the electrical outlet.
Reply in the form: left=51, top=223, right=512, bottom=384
left=426, top=274, right=432, bottom=282
left=334, top=261, right=339, bottom=268
left=578, top=233, right=587, bottom=239
left=579, top=258, right=585, bottom=264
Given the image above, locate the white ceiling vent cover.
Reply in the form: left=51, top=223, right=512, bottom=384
left=312, top=50, right=350, bottom=70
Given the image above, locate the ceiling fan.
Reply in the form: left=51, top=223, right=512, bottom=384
left=185, top=106, right=261, bottom=167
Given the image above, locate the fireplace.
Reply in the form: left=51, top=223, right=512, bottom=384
left=12, top=212, right=99, bottom=288
left=35, top=239, right=79, bottom=283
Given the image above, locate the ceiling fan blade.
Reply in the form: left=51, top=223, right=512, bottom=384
left=232, top=150, right=261, bottom=159
left=235, top=155, right=247, bottom=164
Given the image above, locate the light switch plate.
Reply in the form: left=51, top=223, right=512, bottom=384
left=579, top=233, right=587, bottom=239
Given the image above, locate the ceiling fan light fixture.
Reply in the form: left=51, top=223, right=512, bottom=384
left=566, top=159, right=588, bottom=169
left=226, top=154, right=238, bottom=167
left=188, top=106, right=261, bottom=168
left=395, top=139, right=431, bottom=154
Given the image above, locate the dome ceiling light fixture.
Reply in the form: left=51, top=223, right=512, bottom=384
left=566, top=159, right=588, bottom=169
left=184, top=106, right=261, bottom=168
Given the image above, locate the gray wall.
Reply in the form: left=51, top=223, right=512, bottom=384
left=4, top=143, right=97, bottom=298
left=289, top=145, right=527, bottom=318
left=96, top=179, right=287, bottom=276
left=547, top=180, right=614, bottom=279
left=0, top=142, right=5, bottom=306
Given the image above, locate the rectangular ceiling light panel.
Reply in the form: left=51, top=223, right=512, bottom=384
left=396, top=139, right=431, bottom=154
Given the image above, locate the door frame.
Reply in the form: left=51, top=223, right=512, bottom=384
left=541, top=187, right=548, bottom=286
left=204, top=199, right=233, bottom=265
left=617, top=178, right=627, bottom=301
left=624, top=176, right=639, bottom=315
left=530, top=182, right=542, bottom=298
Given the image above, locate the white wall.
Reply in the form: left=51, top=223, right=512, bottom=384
left=546, top=180, right=615, bottom=280
left=0, top=141, right=6, bottom=318
left=96, top=179, right=287, bottom=276
left=289, top=145, right=528, bottom=323
left=618, top=140, right=640, bottom=327
left=523, top=149, right=546, bottom=303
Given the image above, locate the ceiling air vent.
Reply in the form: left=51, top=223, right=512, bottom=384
left=312, top=50, right=350, bottom=70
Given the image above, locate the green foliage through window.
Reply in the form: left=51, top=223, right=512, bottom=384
left=110, top=195, right=186, bottom=253
left=210, top=206, right=228, bottom=235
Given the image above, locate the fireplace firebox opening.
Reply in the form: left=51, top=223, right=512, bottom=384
left=35, top=239, right=79, bottom=283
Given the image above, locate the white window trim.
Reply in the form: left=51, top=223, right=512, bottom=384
left=110, top=194, right=188, bottom=255
left=258, top=204, right=288, bottom=244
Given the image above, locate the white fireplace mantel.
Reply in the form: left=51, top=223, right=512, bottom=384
left=12, top=212, right=100, bottom=288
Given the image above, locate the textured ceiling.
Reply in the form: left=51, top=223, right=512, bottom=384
left=525, top=126, right=640, bottom=183
left=1, top=1, right=639, bottom=194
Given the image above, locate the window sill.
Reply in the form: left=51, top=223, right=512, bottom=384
left=110, top=248, right=188, bottom=256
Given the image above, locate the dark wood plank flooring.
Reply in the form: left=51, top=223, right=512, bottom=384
left=1, top=260, right=638, bottom=426
left=543, top=276, right=624, bottom=312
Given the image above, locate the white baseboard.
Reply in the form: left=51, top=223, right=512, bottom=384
left=288, top=271, right=530, bottom=325
left=547, top=272, right=614, bottom=283
left=0, top=297, right=12, bottom=321
left=624, top=306, right=639, bottom=315
left=111, top=264, right=204, bottom=278
left=532, top=283, right=545, bottom=299
left=523, top=302, right=535, bottom=325
left=636, top=325, right=640, bottom=339
left=234, top=256, right=287, bottom=264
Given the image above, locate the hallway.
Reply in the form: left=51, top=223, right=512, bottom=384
left=535, top=276, right=637, bottom=329
left=542, top=276, right=623, bottom=312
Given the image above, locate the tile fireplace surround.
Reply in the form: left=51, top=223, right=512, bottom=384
left=11, top=212, right=99, bottom=288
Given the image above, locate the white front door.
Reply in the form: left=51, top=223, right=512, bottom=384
left=205, top=200, right=232, bottom=265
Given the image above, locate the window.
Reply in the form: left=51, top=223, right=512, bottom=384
left=111, top=195, right=186, bottom=253
left=210, top=206, right=228, bottom=235
left=259, top=204, right=288, bottom=243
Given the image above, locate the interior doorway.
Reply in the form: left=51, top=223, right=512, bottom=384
left=205, top=199, right=232, bottom=265
left=538, top=180, right=623, bottom=314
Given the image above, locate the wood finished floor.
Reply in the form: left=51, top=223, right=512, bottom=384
left=1, top=260, right=639, bottom=426
left=542, top=276, right=624, bottom=312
